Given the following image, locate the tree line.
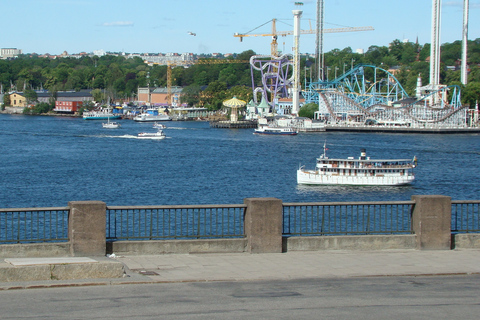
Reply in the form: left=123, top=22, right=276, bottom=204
left=1, top=38, right=479, bottom=110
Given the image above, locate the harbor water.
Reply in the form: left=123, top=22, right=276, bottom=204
left=0, top=114, right=479, bottom=208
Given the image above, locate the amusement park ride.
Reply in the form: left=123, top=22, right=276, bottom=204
left=243, top=0, right=478, bottom=129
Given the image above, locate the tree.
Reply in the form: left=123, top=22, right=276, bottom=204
left=180, top=84, right=202, bottom=106
left=91, top=89, right=105, bottom=103
left=203, top=81, right=227, bottom=110
left=462, top=82, right=480, bottom=107
left=24, top=88, right=38, bottom=104
left=298, top=103, right=318, bottom=119
left=3, top=94, right=11, bottom=107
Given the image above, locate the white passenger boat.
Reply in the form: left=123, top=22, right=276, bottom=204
left=297, top=143, right=417, bottom=186
left=137, top=129, right=166, bottom=140
left=83, top=109, right=121, bottom=120
left=133, top=113, right=171, bottom=122
left=254, top=126, right=298, bottom=135
left=102, top=118, right=121, bottom=129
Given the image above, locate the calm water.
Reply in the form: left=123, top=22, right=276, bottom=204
left=0, top=114, right=479, bottom=208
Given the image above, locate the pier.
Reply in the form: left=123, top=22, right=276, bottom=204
left=209, top=120, right=257, bottom=129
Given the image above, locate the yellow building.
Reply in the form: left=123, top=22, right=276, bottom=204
left=9, top=92, right=27, bottom=107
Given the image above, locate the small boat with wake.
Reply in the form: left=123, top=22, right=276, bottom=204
left=153, top=122, right=166, bottom=129
left=137, top=129, right=166, bottom=140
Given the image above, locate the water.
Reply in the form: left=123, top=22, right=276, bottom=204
left=0, top=114, right=479, bottom=208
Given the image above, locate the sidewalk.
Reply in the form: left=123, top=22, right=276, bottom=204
left=2, top=249, right=480, bottom=290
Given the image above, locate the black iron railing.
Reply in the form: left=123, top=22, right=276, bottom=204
left=106, top=204, right=246, bottom=241
left=0, top=207, right=69, bottom=244
left=282, top=201, right=415, bottom=236
left=451, top=200, right=480, bottom=233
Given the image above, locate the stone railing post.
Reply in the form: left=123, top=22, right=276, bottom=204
left=68, top=201, right=107, bottom=256
left=244, top=198, right=283, bottom=253
left=411, top=195, right=451, bottom=250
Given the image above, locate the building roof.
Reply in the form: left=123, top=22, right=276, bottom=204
left=151, top=87, right=183, bottom=94
left=35, top=89, right=93, bottom=98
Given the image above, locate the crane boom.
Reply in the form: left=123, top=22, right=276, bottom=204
left=234, top=20, right=374, bottom=57
left=234, top=26, right=374, bottom=39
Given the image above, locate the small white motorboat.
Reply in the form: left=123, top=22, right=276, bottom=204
left=137, top=129, right=166, bottom=140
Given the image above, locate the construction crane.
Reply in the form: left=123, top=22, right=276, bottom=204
left=234, top=19, right=374, bottom=57
left=166, top=59, right=249, bottom=104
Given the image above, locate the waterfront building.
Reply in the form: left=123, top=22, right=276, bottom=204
left=8, top=92, right=26, bottom=107
left=53, top=101, right=83, bottom=113
left=137, top=87, right=185, bottom=107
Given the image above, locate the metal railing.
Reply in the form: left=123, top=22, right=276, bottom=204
left=1, top=200, right=479, bottom=245
left=0, top=207, right=69, bottom=244
left=106, top=204, right=246, bottom=241
left=451, top=200, right=480, bottom=233
left=282, top=201, right=415, bottom=236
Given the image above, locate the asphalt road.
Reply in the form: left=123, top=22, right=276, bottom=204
left=1, top=275, right=479, bottom=319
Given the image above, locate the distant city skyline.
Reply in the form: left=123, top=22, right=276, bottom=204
left=2, top=0, right=479, bottom=56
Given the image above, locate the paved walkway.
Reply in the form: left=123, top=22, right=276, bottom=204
left=115, top=249, right=480, bottom=282
left=2, top=249, right=480, bottom=290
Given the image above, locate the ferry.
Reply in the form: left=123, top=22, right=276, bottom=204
left=297, top=143, right=417, bottom=186
left=254, top=126, right=298, bottom=135
left=83, top=110, right=121, bottom=120
left=133, top=112, right=171, bottom=122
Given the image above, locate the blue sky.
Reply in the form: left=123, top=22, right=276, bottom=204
left=2, top=0, right=479, bottom=55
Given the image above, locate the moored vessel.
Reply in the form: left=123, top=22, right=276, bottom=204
left=297, top=143, right=417, bottom=186
left=133, top=108, right=172, bottom=122
left=83, top=109, right=121, bottom=120
left=254, top=126, right=298, bottom=135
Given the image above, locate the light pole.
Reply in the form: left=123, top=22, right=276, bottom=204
left=335, top=66, right=339, bottom=79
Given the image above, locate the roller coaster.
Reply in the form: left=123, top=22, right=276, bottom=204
left=303, top=64, right=468, bottom=127
left=249, top=59, right=474, bottom=128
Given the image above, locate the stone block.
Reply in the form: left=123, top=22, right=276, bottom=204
left=244, top=198, right=283, bottom=253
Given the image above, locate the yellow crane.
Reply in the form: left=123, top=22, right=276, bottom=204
left=234, top=19, right=374, bottom=57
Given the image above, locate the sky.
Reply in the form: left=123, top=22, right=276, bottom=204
left=2, top=0, right=479, bottom=56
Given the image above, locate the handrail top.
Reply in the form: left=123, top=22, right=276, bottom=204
left=107, top=204, right=247, bottom=210
left=283, top=201, right=415, bottom=206
left=0, top=207, right=69, bottom=213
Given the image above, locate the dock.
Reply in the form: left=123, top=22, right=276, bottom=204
left=210, top=120, right=257, bottom=129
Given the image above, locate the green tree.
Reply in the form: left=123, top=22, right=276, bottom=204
left=462, top=82, right=480, bottom=107
left=3, top=94, right=11, bottom=107
left=298, top=103, right=318, bottom=119
left=180, top=84, right=202, bottom=106
left=24, top=88, right=38, bottom=104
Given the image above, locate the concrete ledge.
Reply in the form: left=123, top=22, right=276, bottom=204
left=453, top=234, right=480, bottom=249
left=0, top=257, right=124, bottom=282
left=284, top=234, right=417, bottom=251
left=0, top=243, right=70, bottom=259
left=108, top=238, right=247, bottom=255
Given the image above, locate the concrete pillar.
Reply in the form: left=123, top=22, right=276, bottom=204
left=411, top=195, right=451, bottom=250
left=244, top=198, right=283, bottom=253
left=68, top=201, right=106, bottom=256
